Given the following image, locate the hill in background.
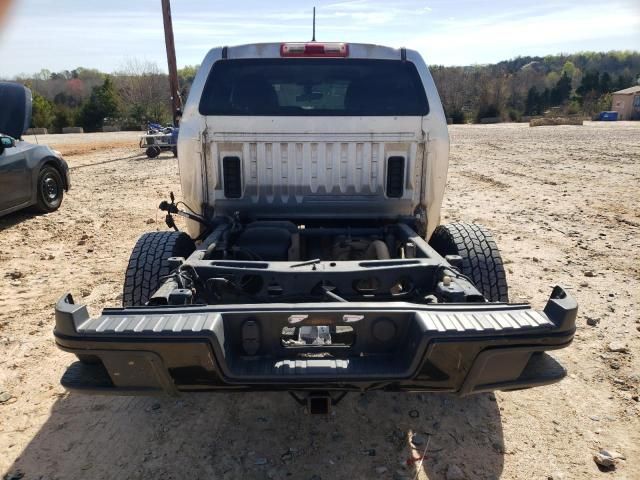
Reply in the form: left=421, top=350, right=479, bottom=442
left=431, top=51, right=640, bottom=122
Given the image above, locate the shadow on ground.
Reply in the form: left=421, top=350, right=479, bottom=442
left=0, top=210, right=47, bottom=231
left=3, top=390, right=503, bottom=480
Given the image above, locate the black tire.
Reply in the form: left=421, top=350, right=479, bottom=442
left=429, top=222, right=508, bottom=302
left=34, top=165, right=64, bottom=213
left=76, top=354, right=100, bottom=364
left=146, top=146, right=160, bottom=158
left=172, top=146, right=178, bottom=157
left=122, top=231, right=195, bottom=307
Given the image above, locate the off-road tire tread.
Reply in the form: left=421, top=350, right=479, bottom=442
left=123, top=231, right=195, bottom=307
left=429, top=222, right=508, bottom=302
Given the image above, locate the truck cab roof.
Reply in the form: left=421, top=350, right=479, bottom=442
left=204, top=42, right=411, bottom=61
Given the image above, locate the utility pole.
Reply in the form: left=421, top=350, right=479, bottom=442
left=161, top=0, right=181, bottom=125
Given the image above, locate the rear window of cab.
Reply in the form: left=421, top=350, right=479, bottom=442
left=198, top=58, right=429, bottom=116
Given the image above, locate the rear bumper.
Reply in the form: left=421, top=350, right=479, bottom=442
left=54, top=286, right=577, bottom=396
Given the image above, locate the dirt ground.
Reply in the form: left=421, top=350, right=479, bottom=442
left=1, top=123, right=638, bottom=480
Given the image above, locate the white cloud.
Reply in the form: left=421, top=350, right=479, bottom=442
left=325, top=0, right=433, bottom=24
left=409, top=2, right=640, bottom=65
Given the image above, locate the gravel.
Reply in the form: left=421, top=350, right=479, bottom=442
left=593, top=449, right=625, bottom=469
left=445, top=464, right=465, bottom=480
left=585, top=316, right=599, bottom=326
left=2, top=125, right=639, bottom=480
left=607, top=342, right=629, bottom=353
left=0, top=391, right=13, bottom=403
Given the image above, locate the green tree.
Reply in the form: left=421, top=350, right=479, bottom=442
left=599, top=72, right=612, bottom=94
left=79, top=77, right=121, bottom=131
left=576, top=71, right=600, bottom=102
left=177, top=65, right=199, bottom=84
left=31, top=92, right=55, bottom=129
left=594, top=93, right=613, bottom=113
left=475, top=103, right=500, bottom=123
left=561, top=61, right=576, bottom=78
left=178, top=64, right=200, bottom=102
left=546, top=71, right=560, bottom=88
left=550, top=71, right=572, bottom=105
left=614, top=73, right=633, bottom=90
left=538, top=88, right=550, bottom=114
left=525, top=87, right=540, bottom=115
left=53, top=105, right=77, bottom=132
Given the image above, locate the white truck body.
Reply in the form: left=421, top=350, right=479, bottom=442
left=178, top=42, right=449, bottom=239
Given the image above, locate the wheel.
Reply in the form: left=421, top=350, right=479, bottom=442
left=429, top=222, right=508, bottom=302
left=172, top=146, right=178, bottom=157
left=34, top=165, right=64, bottom=213
left=123, top=231, right=195, bottom=307
left=146, top=146, right=160, bottom=158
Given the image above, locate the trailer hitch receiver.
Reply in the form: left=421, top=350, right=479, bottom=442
left=289, top=391, right=348, bottom=414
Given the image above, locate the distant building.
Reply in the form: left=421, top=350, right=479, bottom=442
left=610, top=86, right=640, bottom=120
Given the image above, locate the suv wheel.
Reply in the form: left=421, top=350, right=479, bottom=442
left=429, top=222, right=509, bottom=302
left=123, top=231, right=195, bottom=306
left=35, top=165, right=64, bottom=212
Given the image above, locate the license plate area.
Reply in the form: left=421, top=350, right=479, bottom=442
left=220, top=310, right=424, bottom=379
left=222, top=310, right=418, bottom=361
left=281, top=325, right=356, bottom=347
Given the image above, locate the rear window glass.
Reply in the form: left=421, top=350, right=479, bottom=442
left=198, top=58, right=429, bottom=116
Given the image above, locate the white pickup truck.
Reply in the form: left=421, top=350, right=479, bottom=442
left=54, top=42, right=576, bottom=413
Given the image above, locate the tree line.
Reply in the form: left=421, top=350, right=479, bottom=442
left=430, top=51, right=639, bottom=123
left=4, top=50, right=639, bottom=132
left=10, top=61, right=198, bottom=132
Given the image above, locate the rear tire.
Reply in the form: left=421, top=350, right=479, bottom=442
left=123, top=231, right=195, bottom=307
left=35, top=165, right=64, bottom=212
left=146, top=146, right=160, bottom=158
left=76, top=354, right=100, bottom=364
left=429, top=222, right=509, bottom=302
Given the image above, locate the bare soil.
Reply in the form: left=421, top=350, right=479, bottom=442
left=1, top=123, right=638, bottom=480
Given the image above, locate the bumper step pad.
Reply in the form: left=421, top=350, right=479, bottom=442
left=73, top=308, right=552, bottom=336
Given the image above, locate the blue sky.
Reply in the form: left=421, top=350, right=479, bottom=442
left=0, top=0, right=638, bottom=76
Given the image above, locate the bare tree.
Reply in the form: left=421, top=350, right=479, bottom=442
left=114, top=59, right=171, bottom=126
